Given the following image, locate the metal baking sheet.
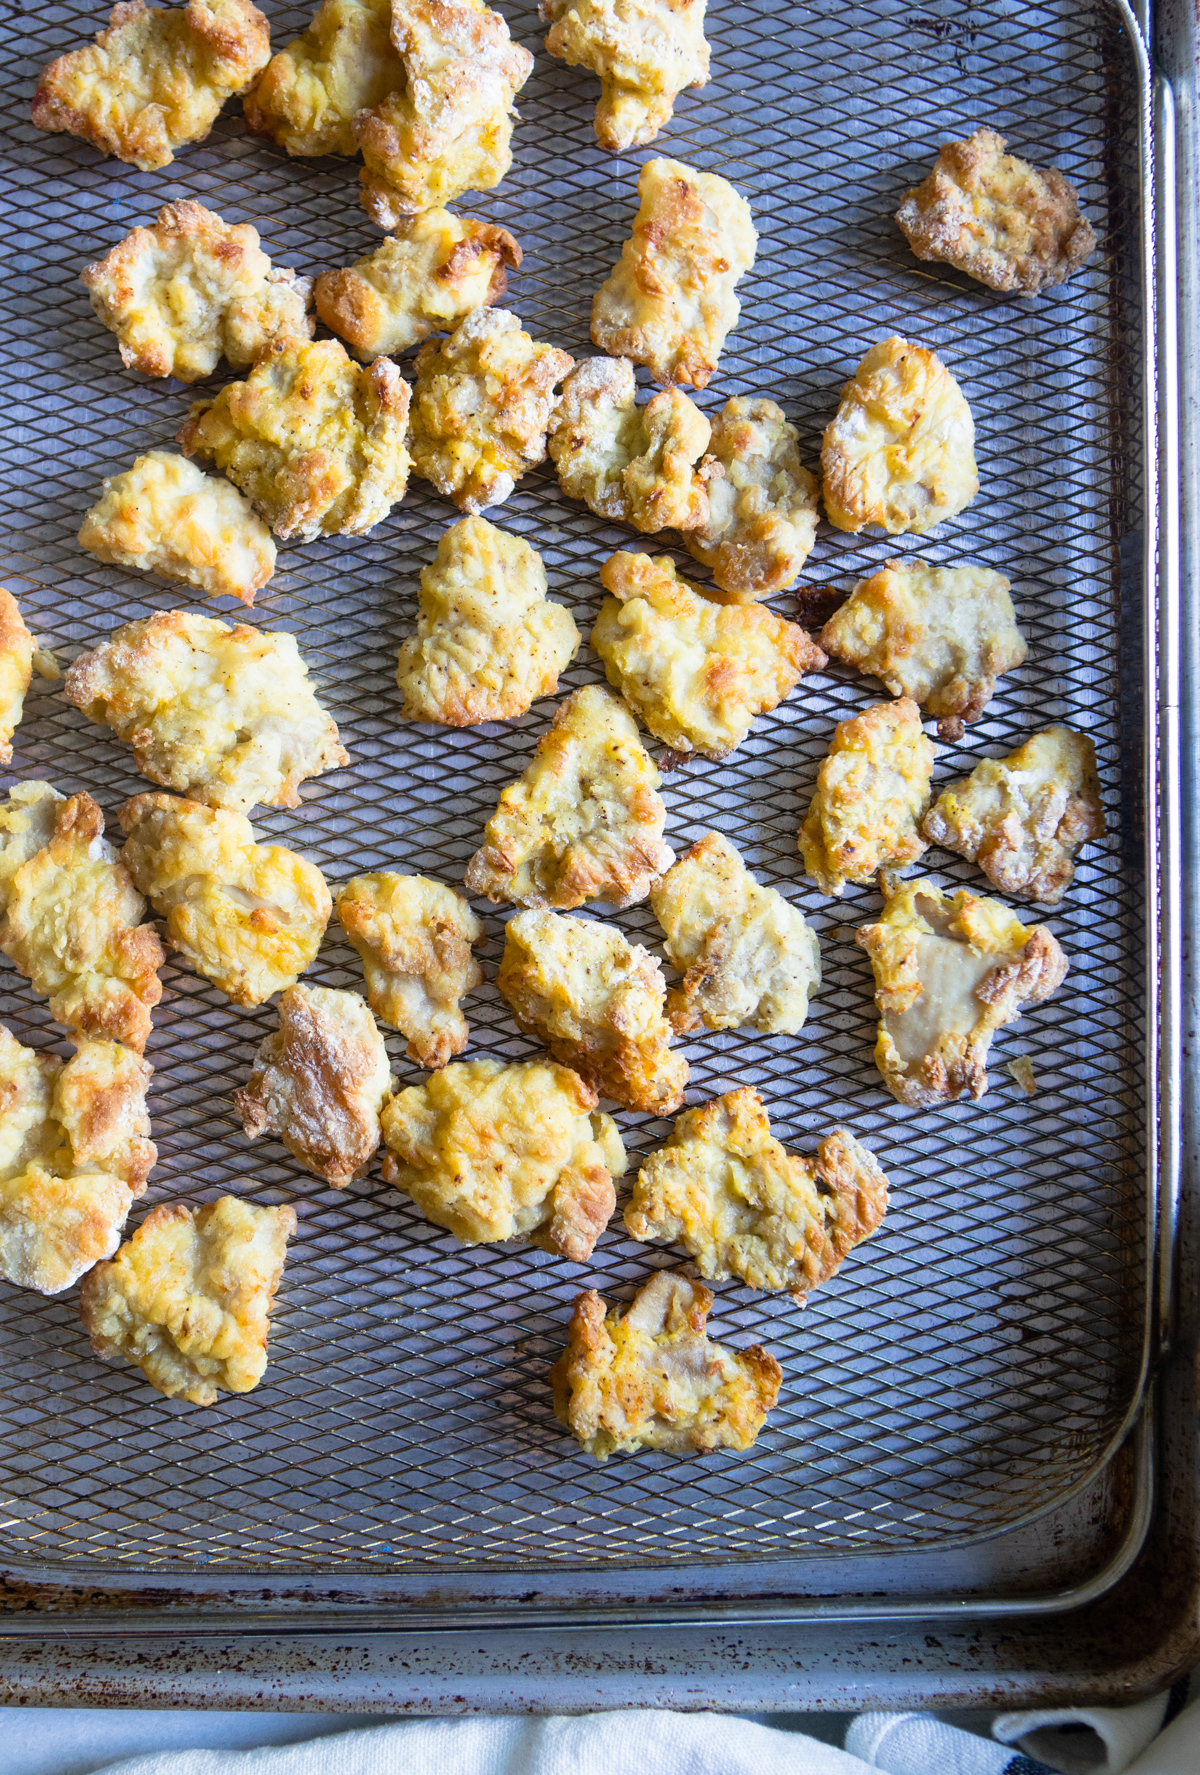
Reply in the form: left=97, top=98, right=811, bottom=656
left=0, top=0, right=1158, bottom=1599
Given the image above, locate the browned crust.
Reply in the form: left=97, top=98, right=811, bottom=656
left=539, top=1162, right=617, bottom=1263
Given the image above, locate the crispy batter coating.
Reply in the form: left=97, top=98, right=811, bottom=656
left=78, top=452, right=276, bottom=607
left=336, top=871, right=483, bottom=1068
left=464, top=684, right=675, bottom=909
left=547, top=356, right=717, bottom=533
left=315, top=210, right=521, bottom=361
left=651, top=830, right=820, bottom=1034
left=79, top=1197, right=296, bottom=1404
left=119, top=793, right=332, bottom=1008
left=0, top=784, right=164, bottom=1054
left=32, top=0, right=270, bottom=171
left=626, top=1088, right=887, bottom=1299
left=496, top=908, right=687, bottom=1114
left=923, top=726, right=1105, bottom=906
left=380, top=1056, right=626, bottom=1261
left=355, top=0, right=534, bottom=221
left=592, top=550, right=826, bottom=759
left=0, top=1026, right=154, bottom=1295
left=396, top=516, right=580, bottom=725
left=0, top=587, right=42, bottom=767
left=66, top=610, right=348, bottom=815
left=896, top=127, right=1097, bottom=297
left=799, top=698, right=934, bottom=897
left=243, top=0, right=403, bottom=156
left=541, top=0, right=708, bottom=151
left=409, top=308, right=573, bottom=514
left=177, top=337, right=412, bottom=541
left=682, top=397, right=818, bottom=602
left=590, top=158, right=756, bottom=390
left=235, top=984, right=392, bottom=1187
left=857, top=876, right=1069, bottom=1107
left=821, top=337, right=978, bottom=536
left=820, top=559, right=1026, bottom=741
left=81, top=200, right=312, bottom=383
left=551, top=1268, right=781, bottom=1460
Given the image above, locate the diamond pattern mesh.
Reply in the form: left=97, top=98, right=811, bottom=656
left=0, top=0, right=1150, bottom=1577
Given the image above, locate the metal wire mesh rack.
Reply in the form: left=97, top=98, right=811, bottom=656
left=0, top=0, right=1155, bottom=1586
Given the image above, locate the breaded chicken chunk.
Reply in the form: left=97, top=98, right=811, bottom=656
left=119, top=793, right=332, bottom=1007
left=66, top=610, right=348, bottom=815
left=409, top=308, right=573, bottom=515
left=235, top=984, right=392, bottom=1187
left=78, top=452, right=277, bottom=606
left=177, top=337, right=412, bottom=541
left=821, top=559, right=1027, bottom=741
left=547, top=356, right=717, bottom=533
left=542, top=0, right=708, bottom=152
left=496, top=908, right=687, bottom=1114
left=0, top=784, right=164, bottom=1053
left=32, top=0, right=270, bottom=171
left=355, top=0, right=535, bottom=222
left=625, top=1088, right=887, bottom=1299
left=380, top=1056, right=626, bottom=1261
left=0, top=1026, right=154, bottom=1294
left=395, top=516, right=581, bottom=726
left=243, top=0, right=403, bottom=156
left=651, top=830, right=820, bottom=1035
left=857, top=876, right=1068, bottom=1107
left=551, top=1268, right=781, bottom=1460
left=590, top=158, right=756, bottom=390
left=923, top=726, right=1105, bottom=906
left=315, top=210, right=521, bottom=361
left=896, top=127, right=1097, bottom=297
left=822, top=337, right=978, bottom=535
left=592, top=550, right=826, bottom=759
left=799, top=698, right=935, bottom=897
left=0, top=588, right=55, bottom=767
left=464, top=684, right=675, bottom=909
left=79, top=1197, right=296, bottom=1404
left=682, top=397, right=819, bottom=602
left=81, top=200, right=313, bottom=383
left=336, top=871, right=483, bottom=1067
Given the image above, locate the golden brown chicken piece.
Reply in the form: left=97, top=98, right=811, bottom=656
left=799, top=699, right=935, bottom=897
left=243, top=0, right=403, bottom=156
left=541, top=0, right=709, bottom=151
left=681, top=397, right=819, bottom=601
left=336, top=871, right=483, bottom=1068
left=0, top=588, right=54, bottom=767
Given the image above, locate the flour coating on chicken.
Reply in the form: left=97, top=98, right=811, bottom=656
left=464, top=684, right=675, bottom=909
left=799, top=698, right=935, bottom=897
left=590, top=158, right=756, bottom=390
left=119, top=793, right=331, bottom=1007
left=496, top=908, right=687, bottom=1114
left=682, top=397, right=819, bottom=601
left=551, top=1268, right=781, bottom=1460
left=380, top=1056, right=626, bottom=1261
left=79, top=1197, right=296, bottom=1404
left=244, top=0, right=404, bottom=155
left=0, top=587, right=51, bottom=767
left=336, top=871, right=483, bottom=1068
left=396, top=516, right=581, bottom=726
left=541, top=0, right=709, bottom=151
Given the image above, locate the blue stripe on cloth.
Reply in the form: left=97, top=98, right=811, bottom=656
left=846, top=1712, right=1060, bottom=1775
left=1006, top=1758, right=1061, bottom=1775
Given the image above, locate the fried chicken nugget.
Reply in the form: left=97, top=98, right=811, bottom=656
left=464, top=683, right=675, bottom=909
left=923, top=726, right=1105, bottom=906
left=177, top=337, right=412, bottom=541
left=551, top=1267, right=781, bottom=1460
left=625, top=1088, right=887, bottom=1299
left=682, top=397, right=819, bottom=601
left=396, top=516, right=581, bottom=726
left=0, top=1026, right=154, bottom=1295
left=651, top=830, right=820, bottom=1035
left=380, top=1055, right=626, bottom=1261
left=119, top=793, right=332, bottom=1007
left=592, top=550, right=826, bottom=759
left=243, top=0, right=403, bottom=156
left=547, top=356, right=717, bottom=533
left=336, top=871, right=483, bottom=1067
left=66, top=610, right=348, bottom=815
left=496, top=908, right=687, bottom=1114
left=315, top=210, right=521, bottom=361
left=541, top=0, right=708, bottom=152
left=32, top=0, right=271, bottom=171
left=896, top=127, right=1097, bottom=297
left=799, top=698, right=935, bottom=897
left=0, top=588, right=56, bottom=767
left=590, top=158, right=756, bottom=390
left=857, top=876, right=1068, bottom=1107
left=822, top=337, right=978, bottom=535
left=409, top=308, right=574, bottom=514
left=79, top=1197, right=297, bottom=1404
left=0, top=784, right=164, bottom=1054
